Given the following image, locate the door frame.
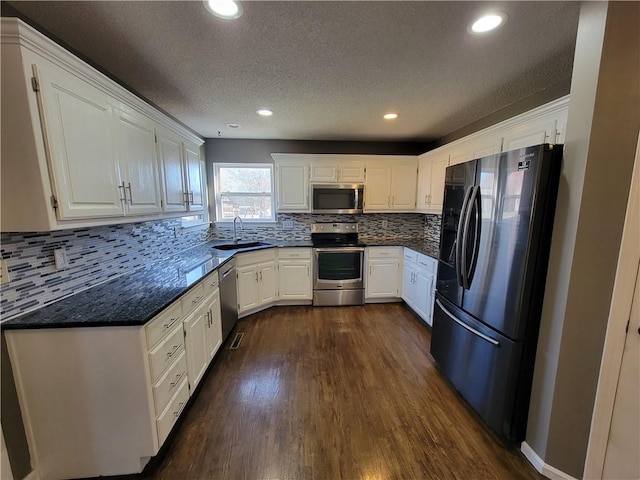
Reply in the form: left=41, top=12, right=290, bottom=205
left=584, top=134, right=640, bottom=478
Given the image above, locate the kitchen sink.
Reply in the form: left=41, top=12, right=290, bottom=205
left=212, top=241, right=273, bottom=251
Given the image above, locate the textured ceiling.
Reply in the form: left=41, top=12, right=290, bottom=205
left=4, top=1, right=580, bottom=142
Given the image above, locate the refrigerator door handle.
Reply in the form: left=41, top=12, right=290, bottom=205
left=436, top=299, right=500, bottom=347
left=456, top=186, right=474, bottom=287
left=466, top=186, right=482, bottom=287
left=461, top=186, right=480, bottom=289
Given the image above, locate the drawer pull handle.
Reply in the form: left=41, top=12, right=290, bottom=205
left=170, top=371, right=185, bottom=387
left=166, top=345, right=180, bottom=358
left=163, top=318, right=179, bottom=330
left=173, top=402, right=185, bottom=418
left=192, top=296, right=202, bottom=305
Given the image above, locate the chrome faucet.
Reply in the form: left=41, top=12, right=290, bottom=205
left=233, top=216, right=244, bottom=242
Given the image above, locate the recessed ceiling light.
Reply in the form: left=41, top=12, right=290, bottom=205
left=226, top=123, right=241, bottom=129
left=383, top=113, right=398, bottom=120
left=257, top=109, right=273, bottom=117
left=204, top=0, right=243, bottom=20
left=469, top=12, right=507, bottom=34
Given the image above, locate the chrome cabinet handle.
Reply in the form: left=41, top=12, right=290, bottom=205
left=170, top=371, right=185, bottom=387
left=118, top=181, right=127, bottom=202
left=166, top=344, right=180, bottom=358
left=192, top=296, right=202, bottom=305
left=189, top=191, right=194, bottom=204
left=163, top=317, right=180, bottom=330
left=126, top=182, right=133, bottom=204
left=255, top=272, right=259, bottom=282
left=259, top=271, right=263, bottom=281
left=184, top=191, right=190, bottom=205
left=173, top=402, right=185, bottom=418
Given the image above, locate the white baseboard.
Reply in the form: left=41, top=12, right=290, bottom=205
left=521, top=442, right=578, bottom=480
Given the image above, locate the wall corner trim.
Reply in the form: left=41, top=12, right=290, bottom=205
left=521, top=442, right=578, bottom=480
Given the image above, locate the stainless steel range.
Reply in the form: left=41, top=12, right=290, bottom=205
left=311, top=222, right=365, bottom=306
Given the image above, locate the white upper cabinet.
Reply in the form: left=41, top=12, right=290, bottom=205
left=364, top=157, right=417, bottom=212
left=417, top=151, right=449, bottom=214
left=156, top=129, right=188, bottom=213
left=114, top=109, right=162, bottom=215
left=156, top=132, right=206, bottom=214
left=309, top=157, right=365, bottom=183
left=34, top=62, right=125, bottom=220
left=272, top=155, right=310, bottom=212
left=501, top=115, right=559, bottom=152
left=184, top=142, right=206, bottom=212
left=0, top=18, right=204, bottom=232
left=414, top=97, right=569, bottom=215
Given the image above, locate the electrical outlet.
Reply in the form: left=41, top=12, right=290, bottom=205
left=282, top=220, right=294, bottom=230
left=54, top=249, right=68, bottom=270
left=382, top=220, right=388, bottom=229
left=0, top=259, right=10, bottom=284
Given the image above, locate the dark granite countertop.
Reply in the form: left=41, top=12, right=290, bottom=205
left=3, top=239, right=437, bottom=330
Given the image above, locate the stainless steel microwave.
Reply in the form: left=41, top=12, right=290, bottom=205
left=311, top=184, right=364, bottom=214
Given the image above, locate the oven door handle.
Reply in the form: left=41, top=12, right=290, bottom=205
left=313, top=247, right=365, bottom=253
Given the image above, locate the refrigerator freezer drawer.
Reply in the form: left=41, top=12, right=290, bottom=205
left=430, top=296, right=524, bottom=442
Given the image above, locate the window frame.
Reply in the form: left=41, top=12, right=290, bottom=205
left=213, top=162, right=276, bottom=223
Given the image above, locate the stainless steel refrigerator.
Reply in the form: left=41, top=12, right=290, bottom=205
left=430, top=143, right=563, bottom=443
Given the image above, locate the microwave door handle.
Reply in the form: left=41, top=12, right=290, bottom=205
left=354, top=187, right=359, bottom=210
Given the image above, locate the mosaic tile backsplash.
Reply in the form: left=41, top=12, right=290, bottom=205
left=1, top=214, right=441, bottom=320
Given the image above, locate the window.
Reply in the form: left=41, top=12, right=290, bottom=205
left=214, top=163, right=275, bottom=222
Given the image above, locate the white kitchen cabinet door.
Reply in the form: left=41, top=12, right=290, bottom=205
left=115, top=110, right=162, bottom=215
left=183, top=303, right=209, bottom=390
left=278, top=261, right=312, bottom=300
left=364, top=164, right=392, bottom=210
left=416, top=156, right=431, bottom=212
left=157, top=130, right=187, bottom=213
left=427, top=154, right=449, bottom=214
left=258, top=261, right=278, bottom=305
left=390, top=162, right=418, bottom=210
left=501, top=115, right=558, bottom=152
left=338, top=161, right=365, bottom=183
left=237, top=265, right=260, bottom=313
left=310, top=163, right=338, bottom=183
left=184, top=143, right=205, bottom=212
left=33, top=63, right=124, bottom=219
left=402, top=263, right=415, bottom=305
left=366, top=259, right=400, bottom=298
left=206, top=289, right=223, bottom=360
left=413, top=270, right=434, bottom=325
left=276, top=162, right=310, bottom=212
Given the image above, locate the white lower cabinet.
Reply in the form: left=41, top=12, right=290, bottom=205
left=4, top=269, right=224, bottom=480
left=237, top=249, right=278, bottom=316
left=278, top=248, right=313, bottom=301
left=183, top=301, right=210, bottom=390
left=402, top=248, right=437, bottom=326
left=365, top=247, right=402, bottom=300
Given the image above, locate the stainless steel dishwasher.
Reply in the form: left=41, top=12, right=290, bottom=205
left=218, top=258, right=237, bottom=341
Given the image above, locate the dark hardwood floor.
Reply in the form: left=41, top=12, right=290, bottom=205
left=146, top=304, right=542, bottom=480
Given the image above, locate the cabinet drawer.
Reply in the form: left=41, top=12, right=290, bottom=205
left=152, top=350, right=188, bottom=416
left=416, top=253, right=437, bottom=273
left=148, top=323, right=184, bottom=383
left=403, top=248, right=417, bottom=263
left=146, top=301, right=183, bottom=349
left=278, top=248, right=311, bottom=260
left=156, top=378, right=189, bottom=447
left=181, top=283, right=205, bottom=316
left=202, top=270, right=219, bottom=297
left=368, top=247, right=402, bottom=259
